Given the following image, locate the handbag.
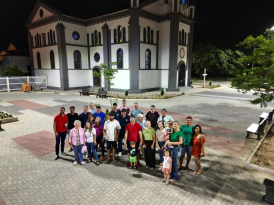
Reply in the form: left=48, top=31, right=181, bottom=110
left=82, top=145, right=87, bottom=153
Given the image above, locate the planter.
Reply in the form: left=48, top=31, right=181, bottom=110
left=0, top=111, right=18, bottom=124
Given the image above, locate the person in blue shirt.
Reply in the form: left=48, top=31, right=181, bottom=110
left=94, top=106, right=106, bottom=126
left=131, top=102, right=143, bottom=122
left=117, top=108, right=130, bottom=156
left=137, top=114, right=147, bottom=129
left=78, top=106, right=90, bottom=128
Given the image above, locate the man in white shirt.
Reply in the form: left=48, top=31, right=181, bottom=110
left=104, top=111, right=121, bottom=164
left=88, top=103, right=96, bottom=114
left=157, top=109, right=174, bottom=127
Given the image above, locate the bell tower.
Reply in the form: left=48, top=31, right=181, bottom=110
left=131, top=0, right=139, bottom=8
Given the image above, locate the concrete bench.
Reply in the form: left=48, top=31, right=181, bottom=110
left=80, top=88, right=90, bottom=96
left=96, top=89, right=107, bottom=98
left=246, top=118, right=267, bottom=140
left=262, top=178, right=274, bottom=204
left=259, top=108, right=274, bottom=124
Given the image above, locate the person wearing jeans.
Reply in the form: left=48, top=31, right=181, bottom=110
left=166, top=121, right=183, bottom=182
left=69, top=120, right=86, bottom=165
left=156, top=121, right=166, bottom=165
left=117, top=108, right=130, bottom=156
left=53, top=107, right=68, bottom=160
left=93, top=117, right=105, bottom=160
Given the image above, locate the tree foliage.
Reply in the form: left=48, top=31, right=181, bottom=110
left=93, top=62, right=118, bottom=91
left=232, top=29, right=274, bottom=107
left=192, top=43, right=245, bottom=78
left=3, top=64, right=26, bottom=76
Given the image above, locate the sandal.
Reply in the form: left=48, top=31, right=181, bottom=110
left=87, top=159, right=91, bottom=163
left=197, top=169, right=202, bottom=175
left=162, top=179, right=166, bottom=183
left=177, top=166, right=182, bottom=171
left=193, top=170, right=198, bottom=174
left=96, top=161, right=100, bottom=166
left=113, top=158, right=119, bottom=162
left=107, top=159, right=111, bottom=164
left=165, top=181, right=170, bottom=185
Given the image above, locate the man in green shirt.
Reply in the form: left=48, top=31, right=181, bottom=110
left=178, top=116, right=194, bottom=172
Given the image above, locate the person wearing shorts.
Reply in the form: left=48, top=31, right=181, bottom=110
left=129, top=141, right=137, bottom=169
left=178, top=116, right=194, bottom=171
left=104, top=111, right=121, bottom=164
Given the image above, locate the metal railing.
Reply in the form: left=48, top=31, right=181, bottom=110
left=0, top=76, right=47, bottom=92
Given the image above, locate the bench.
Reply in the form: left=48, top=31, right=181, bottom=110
left=96, top=89, right=107, bottom=98
left=262, top=178, right=274, bottom=204
left=259, top=108, right=274, bottom=124
left=246, top=118, right=267, bottom=140
left=0, top=120, right=2, bottom=131
left=79, top=88, right=90, bottom=96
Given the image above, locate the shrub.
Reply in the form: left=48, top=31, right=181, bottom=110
left=191, top=81, right=193, bottom=85
left=209, top=81, right=212, bottom=86
left=161, top=89, right=164, bottom=96
left=94, top=103, right=100, bottom=108
left=101, top=88, right=104, bottom=91
left=3, top=64, right=26, bottom=76
left=181, top=92, right=185, bottom=95
left=105, top=109, right=109, bottom=115
left=125, top=90, right=128, bottom=96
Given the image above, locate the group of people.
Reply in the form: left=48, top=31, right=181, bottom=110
left=53, top=99, right=206, bottom=184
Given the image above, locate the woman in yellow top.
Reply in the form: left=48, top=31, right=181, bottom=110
left=142, top=121, right=156, bottom=170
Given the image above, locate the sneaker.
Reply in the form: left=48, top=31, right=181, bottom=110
left=118, top=152, right=122, bottom=157
left=80, top=161, right=85, bottom=165
left=129, top=166, right=132, bottom=169
left=61, top=152, right=67, bottom=156
left=54, top=155, right=60, bottom=160
left=127, top=162, right=130, bottom=167
left=73, top=161, right=77, bottom=166
left=137, top=162, right=142, bottom=167
left=134, top=166, right=137, bottom=170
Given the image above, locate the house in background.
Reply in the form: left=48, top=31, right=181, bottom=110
left=0, top=43, right=31, bottom=76
left=26, top=0, right=196, bottom=92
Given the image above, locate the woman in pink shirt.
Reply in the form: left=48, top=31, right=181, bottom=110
left=93, top=117, right=105, bottom=160
left=69, top=120, right=86, bottom=165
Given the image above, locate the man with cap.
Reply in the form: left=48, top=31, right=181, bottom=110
left=104, top=111, right=121, bottom=163
left=94, top=105, right=106, bottom=126
left=112, top=103, right=121, bottom=119
left=117, top=108, right=130, bottom=156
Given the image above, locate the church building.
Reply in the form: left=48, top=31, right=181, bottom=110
left=26, top=0, right=196, bottom=92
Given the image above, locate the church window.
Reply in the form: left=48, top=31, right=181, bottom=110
left=94, top=30, right=98, bottom=45
left=72, top=31, right=80, bottom=40
left=151, top=30, right=154, bottom=44
left=117, top=49, right=123, bottom=69
left=179, top=31, right=182, bottom=44
left=123, top=27, right=126, bottom=42
left=39, top=9, right=43, bottom=18
left=94, top=53, right=100, bottom=63
left=99, top=32, right=102, bottom=45
left=145, top=49, right=151, bottom=69
left=114, top=29, right=117, bottom=43
left=91, top=33, right=94, bottom=46
left=147, top=27, right=150, bottom=43
left=74, top=50, right=82, bottom=69
left=53, top=31, right=56, bottom=44
left=143, top=28, right=146, bottom=42
left=182, top=30, right=185, bottom=45
left=118, top=26, right=122, bottom=43
left=37, top=52, right=41, bottom=69
left=50, top=50, right=55, bottom=69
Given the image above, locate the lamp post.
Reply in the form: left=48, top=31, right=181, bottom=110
left=202, top=68, right=207, bottom=88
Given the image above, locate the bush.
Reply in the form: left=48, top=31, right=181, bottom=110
left=125, top=90, right=128, bottom=96
left=191, top=81, right=193, bottom=85
left=181, top=92, right=185, bottom=95
left=94, top=103, right=100, bottom=108
left=105, top=109, right=109, bottom=115
left=101, top=88, right=104, bottom=91
left=3, top=64, right=26, bottom=76
left=161, top=89, right=164, bottom=96
left=209, top=81, right=212, bottom=86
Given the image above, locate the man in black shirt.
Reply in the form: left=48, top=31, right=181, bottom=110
left=112, top=103, right=121, bottom=119
left=145, top=105, right=160, bottom=129
left=117, top=108, right=130, bottom=156
left=66, top=106, right=78, bottom=152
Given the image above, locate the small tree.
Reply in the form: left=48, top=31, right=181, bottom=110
left=3, top=64, right=25, bottom=76
left=209, top=81, right=212, bottom=86
left=93, top=62, right=118, bottom=91
left=232, top=29, right=274, bottom=107
left=125, top=90, right=129, bottom=96
left=161, top=89, right=164, bottom=96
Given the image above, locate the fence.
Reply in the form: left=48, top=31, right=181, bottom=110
left=0, top=76, right=47, bottom=92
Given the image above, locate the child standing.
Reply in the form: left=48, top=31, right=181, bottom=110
left=163, top=122, right=173, bottom=149
left=162, top=149, right=172, bottom=185
left=129, top=141, right=137, bottom=169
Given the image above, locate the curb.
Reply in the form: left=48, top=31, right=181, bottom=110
left=244, top=122, right=274, bottom=175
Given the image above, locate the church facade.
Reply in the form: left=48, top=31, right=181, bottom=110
left=26, top=0, right=196, bottom=92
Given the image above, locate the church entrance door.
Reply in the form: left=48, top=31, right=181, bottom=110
left=93, top=68, right=101, bottom=87
left=178, top=62, right=186, bottom=87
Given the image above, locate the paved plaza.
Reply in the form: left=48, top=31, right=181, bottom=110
left=0, top=82, right=274, bottom=205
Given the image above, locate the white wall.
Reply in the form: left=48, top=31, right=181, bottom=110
left=141, top=2, right=161, bottom=16
left=161, top=70, right=169, bottom=88
left=140, top=44, right=157, bottom=69
left=68, top=70, right=93, bottom=88
left=139, top=17, right=158, bottom=43
left=66, top=46, right=88, bottom=69
left=177, top=45, right=188, bottom=65
left=158, top=21, right=170, bottom=69
left=112, top=70, right=130, bottom=90
left=31, top=6, right=54, bottom=23
left=139, top=70, right=161, bottom=89
left=111, top=44, right=129, bottom=69
left=35, top=69, right=61, bottom=87
left=90, top=46, right=104, bottom=68
left=63, top=22, right=87, bottom=46
left=33, top=46, right=59, bottom=69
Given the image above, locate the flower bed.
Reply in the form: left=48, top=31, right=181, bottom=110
left=0, top=111, right=13, bottom=119
left=0, top=111, right=18, bottom=124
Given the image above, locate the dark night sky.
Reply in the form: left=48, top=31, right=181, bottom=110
left=0, top=0, right=274, bottom=51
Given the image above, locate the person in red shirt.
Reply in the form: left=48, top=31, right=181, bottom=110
left=124, top=116, right=142, bottom=167
left=53, top=107, right=68, bottom=160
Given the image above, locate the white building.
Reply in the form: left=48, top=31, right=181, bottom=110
left=26, top=0, right=195, bottom=92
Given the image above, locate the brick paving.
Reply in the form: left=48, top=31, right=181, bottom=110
left=0, top=85, right=274, bottom=205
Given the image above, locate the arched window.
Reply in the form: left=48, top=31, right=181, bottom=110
left=35, top=35, right=37, bottom=47
left=145, top=49, right=151, bottom=69
left=94, top=30, right=98, bottom=45
left=123, top=27, right=126, bottom=42
left=53, top=31, right=56, bottom=44
left=74, top=50, right=82, bottom=69
left=114, top=29, right=117, bottom=43
left=47, top=32, right=50, bottom=45
left=37, top=52, right=41, bottom=69
left=118, top=26, right=122, bottom=43
left=91, top=33, right=94, bottom=46
left=182, top=30, right=185, bottom=45
left=147, top=27, right=150, bottom=43
left=151, top=30, right=154, bottom=44
left=50, top=29, right=53, bottom=45
left=99, top=32, right=102, bottom=45
left=190, top=8, right=193, bottom=19
left=143, top=28, right=146, bottom=42
left=39, top=35, right=42, bottom=47
left=179, top=31, right=182, bottom=44
left=185, top=32, right=187, bottom=45
left=117, top=49, right=123, bottom=69
left=50, top=50, right=55, bottom=69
